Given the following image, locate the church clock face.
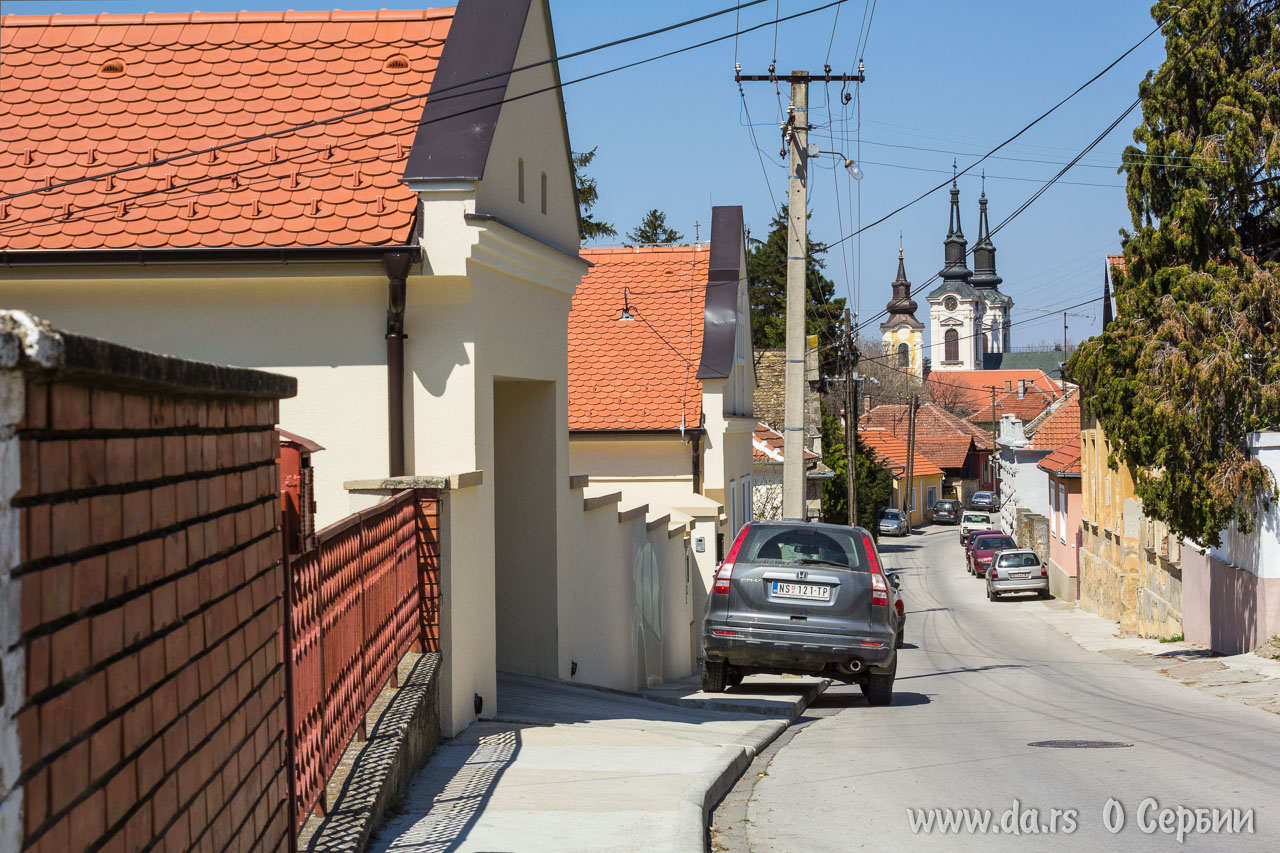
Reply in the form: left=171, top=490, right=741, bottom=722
left=944, top=296, right=958, bottom=312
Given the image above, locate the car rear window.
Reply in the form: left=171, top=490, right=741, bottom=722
left=1000, top=552, right=1040, bottom=567
left=976, top=536, right=1016, bottom=551
left=937, top=501, right=957, bottom=509
left=737, top=525, right=867, bottom=570
left=963, top=513, right=989, bottom=523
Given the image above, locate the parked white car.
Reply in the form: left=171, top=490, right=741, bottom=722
left=959, top=511, right=993, bottom=542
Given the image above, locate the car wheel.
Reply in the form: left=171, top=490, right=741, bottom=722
left=701, top=660, right=727, bottom=693
left=1038, top=590, right=1052, bottom=600
left=895, top=629, right=904, bottom=649
left=861, top=657, right=896, bottom=706
left=987, top=586, right=997, bottom=601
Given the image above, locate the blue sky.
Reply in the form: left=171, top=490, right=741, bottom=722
left=2, top=1, right=1168, bottom=345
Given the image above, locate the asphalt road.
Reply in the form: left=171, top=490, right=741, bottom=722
left=712, top=524, right=1280, bottom=851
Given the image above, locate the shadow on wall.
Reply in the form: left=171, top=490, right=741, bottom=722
left=1208, top=557, right=1260, bottom=656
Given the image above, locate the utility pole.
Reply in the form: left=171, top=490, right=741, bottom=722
left=904, top=394, right=919, bottom=533
left=737, top=66, right=863, bottom=521
left=1063, top=311, right=1068, bottom=353
left=843, top=308, right=858, bottom=527
left=988, top=385, right=999, bottom=503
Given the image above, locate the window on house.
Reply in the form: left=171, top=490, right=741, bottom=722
left=944, top=329, right=959, bottom=362
left=897, top=342, right=909, bottom=367
left=540, top=172, right=548, bottom=214
left=728, top=478, right=737, bottom=534
left=982, top=333, right=989, bottom=355
left=518, top=158, right=525, bottom=203
left=1059, top=483, right=1068, bottom=543
left=1050, top=485, right=1058, bottom=538
left=927, top=485, right=937, bottom=508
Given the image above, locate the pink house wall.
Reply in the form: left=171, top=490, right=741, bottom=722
left=1183, top=549, right=1280, bottom=655
left=1047, top=473, right=1082, bottom=600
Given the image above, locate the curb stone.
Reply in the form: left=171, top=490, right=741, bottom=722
left=677, top=721, right=788, bottom=852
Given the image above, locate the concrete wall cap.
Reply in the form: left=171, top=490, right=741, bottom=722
left=344, top=471, right=483, bottom=492
left=583, top=492, right=622, bottom=512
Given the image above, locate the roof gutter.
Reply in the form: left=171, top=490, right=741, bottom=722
left=0, top=245, right=419, bottom=268
left=570, top=427, right=705, bottom=437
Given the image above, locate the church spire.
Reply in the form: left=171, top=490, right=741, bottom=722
left=970, top=184, right=1002, bottom=290
left=1102, top=261, right=1115, bottom=330
left=938, top=176, right=973, bottom=282
left=883, top=246, right=922, bottom=328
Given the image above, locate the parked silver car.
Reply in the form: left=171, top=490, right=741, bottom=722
left=986, top=549, right=1051, bottom=600
left=878, top=508, right=909, bottom=537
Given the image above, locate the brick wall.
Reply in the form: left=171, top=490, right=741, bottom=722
left=1, top=313, right=296, bottom=852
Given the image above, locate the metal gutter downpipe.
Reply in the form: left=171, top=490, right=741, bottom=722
left=383, top=251, right=413, bottom=476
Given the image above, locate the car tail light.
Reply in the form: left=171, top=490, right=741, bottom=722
left=862, top=533, right=889, bottom=607
left=894, top=599, right=904, bottom=616
left=988, top=567, right=998, bottom=579
left=712, top=525, right=750, bottom=595
left=1041, top=563, right=1049, bottom=577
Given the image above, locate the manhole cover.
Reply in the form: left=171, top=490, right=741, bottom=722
left=1029, top=740, right=1133, bottom=749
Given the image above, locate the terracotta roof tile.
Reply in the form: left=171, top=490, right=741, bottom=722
left=752, top=421, right=819, bottom=463
left=968, top=384, right=1059, bottom=424
left=0, top=9, right=453, bottom=252
left=926, top=369, right=1059, bottom=414
left=856, top=428, right=944, bottom=478
left=1038, top=436, right=1082, bottom=476
left=1026, top=389, right=1080, bottom=451
left=569, top=246, right=709, bottom=432
left=859, top=402, right=984, bottom=470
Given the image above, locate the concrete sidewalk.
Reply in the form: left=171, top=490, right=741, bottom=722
left=369, top=673, right=824, bottom=853
left=1031, top=599, right=1280, bottom=715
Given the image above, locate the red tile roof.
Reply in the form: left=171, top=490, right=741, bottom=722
left=968, top=384, right=1059, bottom=424
left=0, top=10, right=452, bottom=251
left=752, top=421, right=819, bottom=463
left=569, top=246, right=708, bottom=431
left=858, top=402, right=986, bottom=470
left=926, top=369, right=1059, bottom=414
left=856, top=428, right=944, bottom=478
left=1027, top=389, right=1080, bottom=451
left=1038, top=435, right=1082, bottom=476
left=1108, top=254, right=1126, bottom=274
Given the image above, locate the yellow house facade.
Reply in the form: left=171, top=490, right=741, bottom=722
left=1079, top=411, right=1183, bottom=637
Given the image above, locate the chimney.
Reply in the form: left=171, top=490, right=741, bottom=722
left=997, top=414, right=1027, bottom=447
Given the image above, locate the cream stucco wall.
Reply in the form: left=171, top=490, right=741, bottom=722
left=569, top=435, right=696, bottom=509
left=0, top=264, right=392, bottom=529
left=472, top=0, right=580, bottom=256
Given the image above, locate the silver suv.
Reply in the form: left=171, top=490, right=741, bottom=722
left=701, top=521, right=899, bottom=705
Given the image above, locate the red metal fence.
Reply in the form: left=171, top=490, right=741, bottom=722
left=285, top=488, right=440, bottom=829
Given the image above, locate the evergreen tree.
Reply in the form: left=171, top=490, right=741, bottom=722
left=748, top=205, right=846, bottom=357
left=624, top=209, right=684, bottom=246
left=820, top=410, right=894, bottom=535
left=573, top=147, right=616, bottom=242
left=1068, top=0, right=1280, bottom=546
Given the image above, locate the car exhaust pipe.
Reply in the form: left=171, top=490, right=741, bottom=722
left=837, top=659, right=865, bottom=675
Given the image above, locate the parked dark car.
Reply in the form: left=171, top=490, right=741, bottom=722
left=931, top=499, right=960, bottom=525
left=969, top=490, right=999, bottom=511
left=701, top=521, right=899, bottom=705
left=967, top=532, right=1019, bottom=577
left=987, top=549, right=1051, bottom=600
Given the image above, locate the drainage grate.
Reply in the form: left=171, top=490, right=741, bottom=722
left=1029, top=740, right=1133, bottom=749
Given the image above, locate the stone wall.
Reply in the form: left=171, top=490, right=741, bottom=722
left=1, top=313, right=296, bottom=852
left=1013, top=508, right=1049, bottom=561
left=1080, top=499, right=1182, bottom=638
